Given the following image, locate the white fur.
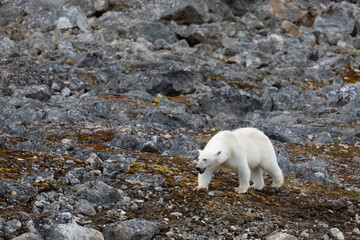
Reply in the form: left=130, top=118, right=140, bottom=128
left=195, top=127, right=284, bottom=193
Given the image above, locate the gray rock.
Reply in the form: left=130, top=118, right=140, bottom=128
left=224, top=0, right=261, bottom=16
left=294, top=160, right=340, bottom=186
left=103, top=160, right=130, bottom=175
left=182, top=30, right=223, bottom=47
left=89, top=102, right=111, bottom=118
left=126, top=171, right=165, bottom=187
left=122, top=90, right=153, bottom=102
left=330, top=228, right=345, bottom=240
left=281, top=51, right=308, bottom=68
left=118, top=68, right=200, bottom=96
left=54, top=223, right=104, bottom=240
left=0, top=37, right=18, bottom=56
left=3, top=219, right=22, bottom=239
left=198, top=87, right=261, bottom=117
left=67, top=109, right=85, bottom=122
left=13, top=85, right=51, bottom=102
left=3, top=124, right=24, bottom=137
left=74, top=181, right=123, bottom=205
left=353, top=156, right=360, bottom=163
left=245, top=51, right=268, bottom=68
left=70, top=52, right=104, bottom=68
left=75, top=199, right=96, bottom=217
left=110, top=131, right=144, bottom=151
left=271, top=86, right=306, bottom=111
left=161, top=0, right=232, bottom=25
left=254, top=122, right=308, bottom=144
left=102, top=219, right=159, bottom=240
left=12, top=232, right=44, bottom=240
left=169, top=135, right=199, bottom=158
left=273, top=140, right=293, bottom=174
left=129, top=22, right=177, bottom=44
left=267, top=232, right=298, bottom=240
left=0, top=179, right=36, bottom=202
left=74, top=0, right=109, bottom=17
left=60, top=173, right=80, bottom=185
left=61, top=87, right=71, bottom=97
left=314, top=7, right=355, bottom=44
left=313, top=132, right=333, bottom=144
left=23, top=5, right=90, bottom=31
left=141, top=111, right=194, bottom=130
left=140, top=135, right=166, bottom=154
left=14, top=141, right=51, bottom=153
left=240, top=12, right=264, bottom=29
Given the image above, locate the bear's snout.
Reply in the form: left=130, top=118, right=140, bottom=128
left=196, top=167, right=206, bottom=174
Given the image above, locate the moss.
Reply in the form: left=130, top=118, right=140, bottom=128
left=306, top=79, right=324, bottom=90
left=229, top=82, right=261, bottom=89
left=153, top=97, right=162, bottom=106
left=80, top=144, right=112, bottom=151
left=336, top=65, right=360, bottom=84
left=74, top=130, right=116, bottom=143
left=91, top=25, right=101, bottom=30
left=101, top=95, right=124, bottom=100
left=64, top=60, right=76, bottom=65
left=166, top=95, right=193, bottom=107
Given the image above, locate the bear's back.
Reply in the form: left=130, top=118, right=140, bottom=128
left=232, top=128, right=269, bottom=143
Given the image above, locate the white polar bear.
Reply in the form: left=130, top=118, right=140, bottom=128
left=195, top=127, right=284, bottom=193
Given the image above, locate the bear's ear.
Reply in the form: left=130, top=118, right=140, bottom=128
left=198, top=149, right=202, bottom=155
left=216, top=151, right=221, bottom=156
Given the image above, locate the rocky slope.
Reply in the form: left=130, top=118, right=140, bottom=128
left=0, top=0, right=359, bottom=239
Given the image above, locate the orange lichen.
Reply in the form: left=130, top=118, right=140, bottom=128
left=78, top=73, right=97, bottom=83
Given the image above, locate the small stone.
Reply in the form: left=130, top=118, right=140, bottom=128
left=281, top=20, right=302, bottom=36
left=267, top=232, right=298, bottom=240
left=61, top=87, right=71, bottom=97
left=319, top=222, right=329, bottom=228
left=300, top=229, right=310, bottom=238
left=12, top=232, right=43, bottom=240
left=330, top=228, right=345, bottom=240
left=75, top=199, right=96, bottom=217
left=170, top=212, right=182, bottom=217
left=356, top=214, right=360, bottom=224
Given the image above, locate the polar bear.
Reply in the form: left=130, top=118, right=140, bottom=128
left=195, top=127, right=284, bottom=193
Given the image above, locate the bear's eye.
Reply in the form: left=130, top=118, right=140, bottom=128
left=203, top=158, right=207, bottom=162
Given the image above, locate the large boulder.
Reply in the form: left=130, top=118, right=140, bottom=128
left=54, top=223, right=104, bottom=240
left=0, top=179, right=37, bottom=202
left=198, top=87, right=261, bottom=117
left=73, top=181, right=124, bottom=205
left=313, top=4, right=356, bottom=44
left=161, top=0, right=233, bottom=25
left=102, top=219, right=159, bottom=240
left=129, top=22, right=177, bottom=44
left=23, top=6, right=90, bottom=31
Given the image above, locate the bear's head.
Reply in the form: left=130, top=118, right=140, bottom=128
left=196, top=148, right=230, bottom=174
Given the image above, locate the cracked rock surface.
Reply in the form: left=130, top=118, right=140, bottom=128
left=0, top=0, right=359, bottom=239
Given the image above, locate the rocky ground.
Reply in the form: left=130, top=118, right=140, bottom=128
left=0, top=0, right=360, bottom=239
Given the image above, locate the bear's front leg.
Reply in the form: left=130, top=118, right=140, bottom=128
left=234, top=165, right=251, bottom=194
left=194, top=169, right=213, bottom=191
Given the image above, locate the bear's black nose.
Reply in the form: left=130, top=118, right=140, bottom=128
left=196, top=167, right=201, bottom=172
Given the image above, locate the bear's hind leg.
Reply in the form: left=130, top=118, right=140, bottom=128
left=234, top=165, right=251, bottom=193
left=269, top=166, right=284, bottom=188
left=250, top=167, right=264, bottom=190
